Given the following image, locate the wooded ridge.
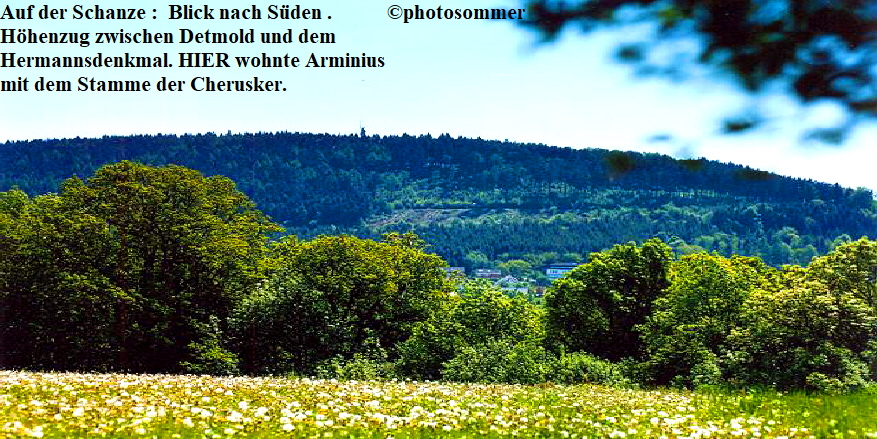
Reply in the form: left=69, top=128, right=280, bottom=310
left=1, top=131, right=873, bottom=273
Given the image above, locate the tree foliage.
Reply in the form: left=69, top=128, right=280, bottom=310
left=639, top=243, right=877, bottom=390
left=806, top=237, right=877, bottom=307
left=1, top=161, right=875, bottom=391
left=545, top=238, right=673, bottom=360
left=726, top=275, right=876, bottom=391
left=639, top=254, right=779, bottom=386
left=396, top=280, right=546, bottom=380
left=231, top=233, right=451, bottom=375
left=1, top=132, right=873, bottom=274
left=522, top=0, right=877, bottom=139
left=0, top=161, right=279, bottom=372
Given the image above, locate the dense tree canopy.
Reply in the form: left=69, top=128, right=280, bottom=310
left=640, top=254, right=780, bottom=386
left=727, top=274, right=876, bottom=390
left=545, top=238, right=673, bottom=360
left=231, top=233, right=451, bottom=375
left=1, top=162, right=875, bottom=391
left=2, top=132, right=874, bottom=274
left=397, top=280, right=546, bottom=380
left=0, top=161, right=280, bottom=372
left=805, top=237, right=877, bottom=307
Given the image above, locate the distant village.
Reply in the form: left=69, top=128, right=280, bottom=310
left=440, top=263, right=581, bottom=300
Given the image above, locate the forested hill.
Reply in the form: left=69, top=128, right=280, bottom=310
left=2, top=132, right=874, bottom=273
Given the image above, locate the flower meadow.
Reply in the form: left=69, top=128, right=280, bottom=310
left=2, top=371, right=875, bottom=438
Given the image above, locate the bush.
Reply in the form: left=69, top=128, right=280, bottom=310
left=642, top=328, right=723, bottom=388
left=227, top=282, right=307, bottom=376
left=314, top=350, right=397, bottom=381
left=181, top=316, right=240, bottom=376
left=181, top=340, right=240, bottom=376
left=725, top=279, right=876, bottom=391
left=396, top=282, right=546, bottom=381
left=550, top=351, right=626, bottom=386
left=442, top=340, right=555, bottom=385
left=395, top=319, right=461, bottom=380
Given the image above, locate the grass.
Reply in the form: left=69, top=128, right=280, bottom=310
left=1, top=370, right=875, bottom=438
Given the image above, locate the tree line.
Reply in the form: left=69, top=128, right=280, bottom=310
left=1, top=132, right=875, bottom=272
left=2, top=162, right=874, bottom=391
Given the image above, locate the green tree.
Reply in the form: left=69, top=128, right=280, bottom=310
left=396, top=280, right=546, bottom=380
left=0, top=161, right=279, bottom=372
left=640, top=253, right=779, bottom=386
left=498, top=259, right=534, bottom=278
left=0, top=191, right=121, bottom=370
left=0, top=188, right=28, bottom=214
left=545, top=238, right=673, bottom=360
left=806, top=237, right=877, bottom=308
left=726, top=271, right=876, bottom=391
left=232, top=233, right=451, bottom=375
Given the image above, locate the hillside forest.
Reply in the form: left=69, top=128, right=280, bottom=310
left=1, top=160, right=876, bottom=391
left=1, top=132, right=874, bottom=283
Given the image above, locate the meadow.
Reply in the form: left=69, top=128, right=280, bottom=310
left=2, top=371, right=875, bottom=438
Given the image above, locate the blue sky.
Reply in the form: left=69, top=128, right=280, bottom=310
left=2, top=0, right=875, bottom=190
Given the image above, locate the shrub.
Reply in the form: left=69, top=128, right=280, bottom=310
left=642, top=328, right=723, bottom=388
left=442, top=340, right=555, bottom=385
left=181, top=316, right=240, bottom=376
left=550, top=351, right=626, bottom=386
left=314, top=350, right=397, bottom=381
left=396, top=282, right=546, bottom=381
left=725, top=279, right=876, bottom=391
